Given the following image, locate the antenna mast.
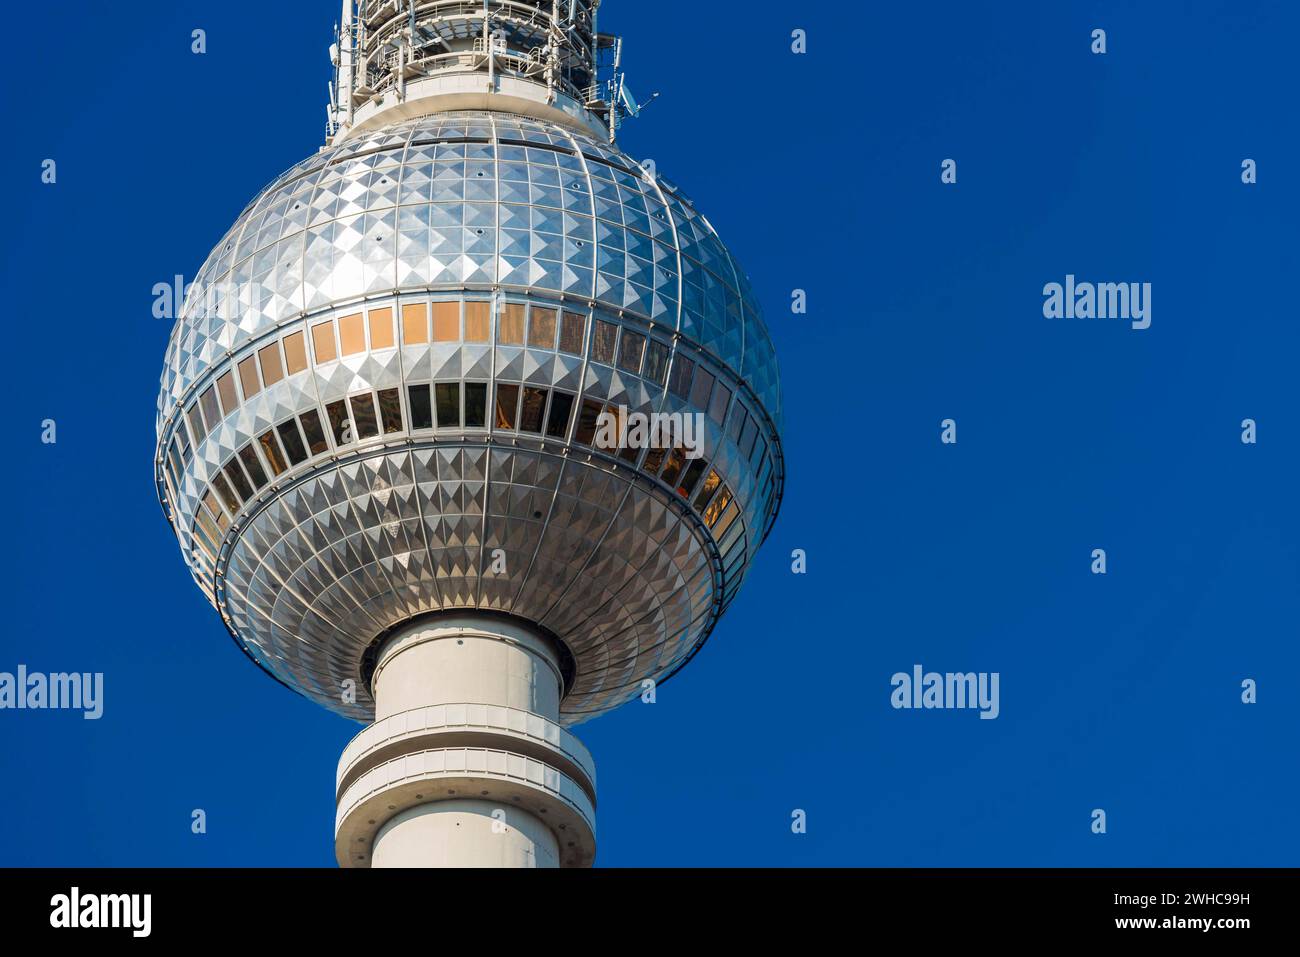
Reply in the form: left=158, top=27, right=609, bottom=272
left=325, top=0, right=648, bottom=145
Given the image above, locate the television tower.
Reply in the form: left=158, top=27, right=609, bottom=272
left=156, top=0, right=783, bottom=867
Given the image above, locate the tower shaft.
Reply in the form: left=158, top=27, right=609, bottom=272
left=334, top=615, right=597, bottom=867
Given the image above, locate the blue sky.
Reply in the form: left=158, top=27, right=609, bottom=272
left=1, top=0, right=1297, bottom=866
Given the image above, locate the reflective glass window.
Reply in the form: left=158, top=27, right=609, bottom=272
left=574, top=398, right=603, bottom=445
left=202, top=490, right=229, bottom=531
left=520, top=387, right=548, bottom=433
left=238, top=356, right=261, bottom=399
left=436, top=383, right=461, bottom=428
left=432, top=302, right=459, bottom=342
left=378, top=388, right=403, bottom=434
left=464, top=382, right=487, bottom=427
left=312, top=320, right=337, bottom=363
left=643, top=446, right=667, bottom=475
left=193, top=511, right=221, bottom=558
left=349, top=392, right=379, bottom=439
left=494, top=383, right=519, bottom=429
left=368, top=307, right=395, bottom=350
left=283, top=331, right=308, bottom=375
left=694, top=469, right=723, bottom=511
left=705, top=486, right=733, bottom=526
left=258, top=431, right=288, bottom=476
left=402, top=303, right=429, bottom=344
left=258, top=343, right=284, bottom=387
left=299, top=409, right=329, bottom=454
left=545, top=390, right=574, bottom=437
left=237, top=445, right=268, bottom=490
left=739, top=414, right=758, bottom=458
left=678, top=458, right=708, bottom=498
left=325, top=399, right=351, bottom=444
left=712, top=498, right=740, bottom=538
left=606, top=404, right=639, bottom=463
left=186, top=403, right=207, bottom=444
left=500, top=303, right=525, bottom=345
left=668, top=356, right=694, bottom=399
left=728, top=404, right=748, bottom=444
left=660, top=447, right=686, bottom=486
left=617, top=330, right=645, bottom=374
left=559, top=312, right=585, bottom=354
left=708, top=382, right=731, bottom=425
left=216, top=371, right=239, bottom=415
left=690, top=367, right=715, bottom=410
left=338, top=313, right=365, bottom=355
left=408, top=384, right=433, bottom=430
left=277, top=420, right=308, bottom=465
left=591, top=320, right=617, bottom=364
left=211, top=471, right=241, bottom=513
left=465, top=301, right=490, bottom=342
left=166, top=439, right=185, bottom=486
left=200, top=386, right=221, bottom=431
left=644, top=340, right=671, bottom=385
left=528, top=307, right=557, bottom=349
left=223, top=461, right=253, bottom=502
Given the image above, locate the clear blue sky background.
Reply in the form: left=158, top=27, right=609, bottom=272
left=1, top=0, right=1297, bottom=866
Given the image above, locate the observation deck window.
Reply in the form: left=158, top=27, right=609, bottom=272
left=617, top=330, right=645, bottom=374
left=339, top=313, right=366, bottom=356
left=432, top=302, right=459, bottom=341
left=237, top=356, right=261, bottom=400
left=378, top=388, right=404, bottom=434
left=283, top=332, right=309, bottom=375
left=591, top=319, right=617, bottom=365
left=277, top=421, right=309, bottom=466
left=258, top=342, right=285, bottom=388
left=464, top=382, right=488, bottom=428
left=349, top=392, right=380, bottom=439
left=494, top=383, right=520, bottom=429
left=437, top=383, right=462, bottom=428
left=529, top=307, right=557, bottom=349
left=559, top=312, right=586, bottom=354
left=546, top=391, right=574, bottom=437
left=408, top=384, right=433, bottom=430
left=312, top=320, right=338, bottom=363
left=299, top=410, right=329, bottom=455
left=403, top=303, right=430, bottom=344
left=465, top=301, right=491, bottom=342
left=520, top=387, right=548, bottom=433
left=368, top=308, right=395, bottom=350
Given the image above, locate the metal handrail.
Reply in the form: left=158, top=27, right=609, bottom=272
left=361, top=48, right=586, bottom=102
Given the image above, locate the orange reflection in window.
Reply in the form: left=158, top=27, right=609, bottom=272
left=402, top=303, right=429, bottom=344
left=432, top=302, right=459, bottom=342
left=464, top=302, right=490, bottom=342
left=283, top=331, right=308, bottom=375
left=368, top=307, right=394, bottom=350
left=499, top=303, right=525, bottom=345
left=311, top=321, right=337, bottom=363
left=338, top=313, right=365, bottom=355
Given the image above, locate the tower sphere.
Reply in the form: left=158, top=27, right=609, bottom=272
left=156, top=112, right=783, bottom=725
left=155, top=0, right=783, bottom=866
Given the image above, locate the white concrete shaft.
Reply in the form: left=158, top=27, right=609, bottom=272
left=371, top=615, right=563, bottom=722
left=372, top=800, right=559, bottom=868
left=363, top=615, right=574, bottom=868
